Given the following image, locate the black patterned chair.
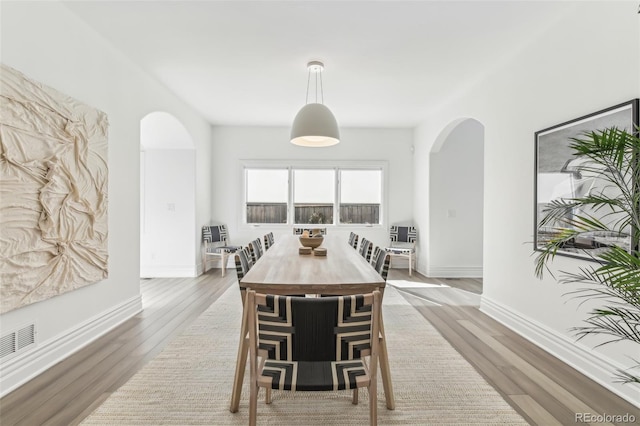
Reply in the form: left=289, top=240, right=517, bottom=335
left=371, top=247, right=391, bottom=281
left=293, top=227, right=327, bottom=235
left=202, top=225, right=242, bottom=277
left=248, top=238, right=264, bottom=264
left=247, top=290, right=381, bottom=426
left=348, top=232, right=359, bottom=249
left=371, top=246, right=381, bottom=266
left=263, top=232, right=275, bottom=250
left=359, top=238, right=373, bottom=262
left=234, top=247, right=253, bottom=303
left=384, top=225, right=417, bottom=276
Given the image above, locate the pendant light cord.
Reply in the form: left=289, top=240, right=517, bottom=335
left=304, top=67, right=325, bottom=105
left=305, top=69, right=310, bottom=104
left=319, top=70, right=324, bottom=104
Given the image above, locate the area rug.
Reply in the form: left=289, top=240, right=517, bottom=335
left=81, top=285, right=527, bottom=425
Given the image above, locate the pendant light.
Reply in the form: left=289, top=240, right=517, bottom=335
left=290, top=61, right=340, bottom=147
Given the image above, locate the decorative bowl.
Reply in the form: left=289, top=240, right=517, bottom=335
left=299, top=235, right=324, bottom=249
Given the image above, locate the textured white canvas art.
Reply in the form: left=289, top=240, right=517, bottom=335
left=0, top=64, right=108, bottom=314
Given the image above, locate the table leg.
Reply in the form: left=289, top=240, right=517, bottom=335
left=378, top=311, right=395, bottom=410
left=230, top=295, right=249, bottom=413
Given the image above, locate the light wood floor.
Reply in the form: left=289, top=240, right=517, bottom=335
left=1, top=269, right=637, bottom=425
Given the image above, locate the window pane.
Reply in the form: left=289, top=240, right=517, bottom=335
left=246, top=169, right=288, bottom=223
left=340, top=170, right=382, bottom=224
left=294, top=169, right=334, bottom=224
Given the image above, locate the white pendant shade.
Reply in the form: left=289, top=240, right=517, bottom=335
left=290, top=103, right=340, bottom=147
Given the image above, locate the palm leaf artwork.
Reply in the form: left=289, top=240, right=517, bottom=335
left=535, top=127, right=640, bottom=384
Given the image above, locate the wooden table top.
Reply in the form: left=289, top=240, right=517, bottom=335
left=240, top=234, right=385, bottom=295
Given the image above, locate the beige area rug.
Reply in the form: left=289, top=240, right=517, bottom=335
left=81, top=285, right=527, bottom=425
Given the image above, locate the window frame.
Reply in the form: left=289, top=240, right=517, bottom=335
left=240, top=160, right=387, bottom=229
left=292, top=167, right=336, bottom=226
left=337, top=168, right=383, bottom=226
left=244, top=167, right=290, bottom=225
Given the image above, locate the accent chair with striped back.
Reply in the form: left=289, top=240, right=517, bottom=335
left=202, top=225, right=242, bottom=277
left=385, top=225, right=417, bottom=276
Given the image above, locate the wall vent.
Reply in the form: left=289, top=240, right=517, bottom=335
left=1, top=324, right=36, bottom=360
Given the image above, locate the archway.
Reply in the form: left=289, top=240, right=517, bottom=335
left=140, top=111, right=196, bottom=277
left=428, top=118, right=484, bottom=279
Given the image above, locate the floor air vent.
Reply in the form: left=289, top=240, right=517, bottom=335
left=1, top=324, right=36, bottom=360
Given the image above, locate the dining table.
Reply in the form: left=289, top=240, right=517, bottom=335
left=229, top=234, right=395, bottom=412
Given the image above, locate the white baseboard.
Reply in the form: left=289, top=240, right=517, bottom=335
left=201, top=257, right=235, bottom=276
left=426, top=265, right=483, bottom=278
left=140, top=264, right=198, bottom=278
left=0, top=295, right=142, bottom=397
left=481, top=296, right=640, bottom=407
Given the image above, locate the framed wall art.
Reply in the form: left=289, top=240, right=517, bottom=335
left=534, top=99, right=639, bottom=260
left=0, top=64, right=109, bottom=313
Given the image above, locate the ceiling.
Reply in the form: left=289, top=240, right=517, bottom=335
left=62, top=1, right=574, bottom=128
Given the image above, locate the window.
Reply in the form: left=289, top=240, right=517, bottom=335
left=243, top=162, right=384, bottom=226
left=339, top=169, right=381, bottom=224
left=245, top=169, right=288, bottom=224
left=294, top=169, right=335, bottom=224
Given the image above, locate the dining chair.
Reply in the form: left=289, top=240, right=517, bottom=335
left=371, top=247, right=391, bottom=281
left=384, top=225, right=417, bottom=276
left=234, top=247, right=253, bottom=303
left=348, top=232, right=359, bottom=249
left=293, top=227, right=327, bottom=235
left=263, top=232, right=275, bottom=250
left=248, top=238, right=264, bottom=264
left=359, top=238, right=373, bottom=262
left=371, top=246, right=382, bottom=267
left=247, top=290, right=381, bottom=426
left=202, top=225, right=242, bottom=277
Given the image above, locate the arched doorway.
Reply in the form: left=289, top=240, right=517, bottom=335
left=428, top=118, right=484, bottom=279
left=140, top=111, right=196, bottom=277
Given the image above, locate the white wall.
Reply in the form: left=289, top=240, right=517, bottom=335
left=414, top=2, right=639, bottom=404
left=140, top=149, right=197, bottom=277
left=0, top=1, right=212, bottom=395
left=209, top=126, right=413, bottom=266
left=140, top=112, right=200, bottom=277
left=429, top=119, right=483, bottom=277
